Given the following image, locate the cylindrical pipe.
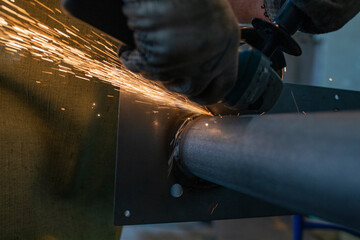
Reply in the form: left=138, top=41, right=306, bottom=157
left=179, top=111, right=360, bottom=230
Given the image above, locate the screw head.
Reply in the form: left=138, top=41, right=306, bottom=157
left=170, top=184, right=183, bottom=198
left=124, top=210, right=131, bottom=217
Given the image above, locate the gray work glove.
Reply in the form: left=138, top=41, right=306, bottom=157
left=265, top=0, right=360, bottom=33
left=118, top=0, right=239, bottom=105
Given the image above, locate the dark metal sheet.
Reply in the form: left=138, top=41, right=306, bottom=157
left=114, top=83, right=360, bottom=225
left=270, top=83, right=360, bottom=113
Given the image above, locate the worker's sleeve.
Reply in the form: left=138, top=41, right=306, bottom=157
left=263, top=0, right=286, bottom=21
left=264, top=0, right=360, bottom=33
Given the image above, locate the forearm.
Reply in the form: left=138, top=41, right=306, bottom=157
left=227, top=0, right=268, bottom=23
left=229, top=0, right=360, bottom=33
left=292, top=0, right=360, bottom=33
left=264, top=0, right=360, bottom=33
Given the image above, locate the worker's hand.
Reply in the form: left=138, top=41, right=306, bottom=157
left=264, top=0, right=360, bottom=33
left=118, top=0, right=239, bottom=105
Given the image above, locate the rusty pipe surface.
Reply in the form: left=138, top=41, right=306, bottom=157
left=178, top=111, right=360, bottom=230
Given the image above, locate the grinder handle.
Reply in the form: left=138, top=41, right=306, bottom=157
left=252, top=0, right=308, bottom=57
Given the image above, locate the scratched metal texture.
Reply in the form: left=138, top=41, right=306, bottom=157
left=0, top=0, right=121, bottom=239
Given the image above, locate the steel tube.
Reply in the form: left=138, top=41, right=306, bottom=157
left=179, top=111, right=360, bottom=230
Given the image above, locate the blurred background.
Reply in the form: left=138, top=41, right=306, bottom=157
left=284, top=14, right=360, bottom=91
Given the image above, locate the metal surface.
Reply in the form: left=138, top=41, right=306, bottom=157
left=0, top=0, right=120, bottom=238
left=114, top=83, right=360, bottom=226
left=270, top=83, right=360, bottom=113
left=114, top=91, right=290, bottom=226
left=179, top=111, right=360, bottom=230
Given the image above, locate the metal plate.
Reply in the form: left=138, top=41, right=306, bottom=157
left=270, top=83, right=360, bottom=113
left=114, top=83, right=360, bottom=225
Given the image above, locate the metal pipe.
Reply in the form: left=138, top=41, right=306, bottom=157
left=179, top=111, right=360, bottom=230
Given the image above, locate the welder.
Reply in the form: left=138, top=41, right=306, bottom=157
left=118, top=0, right=360, bottom=107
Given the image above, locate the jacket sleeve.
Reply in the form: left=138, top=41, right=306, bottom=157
left=264, top=0, right=360, bottom=33
left=263, top=0, right=285, bottom=22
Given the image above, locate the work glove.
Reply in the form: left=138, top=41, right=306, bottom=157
left=118, top=0, right=239, bottom=105
left=265, top=0, right=360, bottom=33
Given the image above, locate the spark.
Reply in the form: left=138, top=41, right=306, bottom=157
left=0, top=0, right=210, bottom=115
left=33, top=0, right=55, bottom=13
left=75, top=75, right=90, bottom=81
left=210, top=203, right=219, bottom=215
left=290, top=90, right=300, bottom=113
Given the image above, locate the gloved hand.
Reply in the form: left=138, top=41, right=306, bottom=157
left=118, top=0, right=239, bottom=105
left=264, top=0, right=360, bottom=34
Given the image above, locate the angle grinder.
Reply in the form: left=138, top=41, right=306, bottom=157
left=61, top=0, right=309, bottom=115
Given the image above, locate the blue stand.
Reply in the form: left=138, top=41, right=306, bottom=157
left=293, top=215, right=360, bottom=240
